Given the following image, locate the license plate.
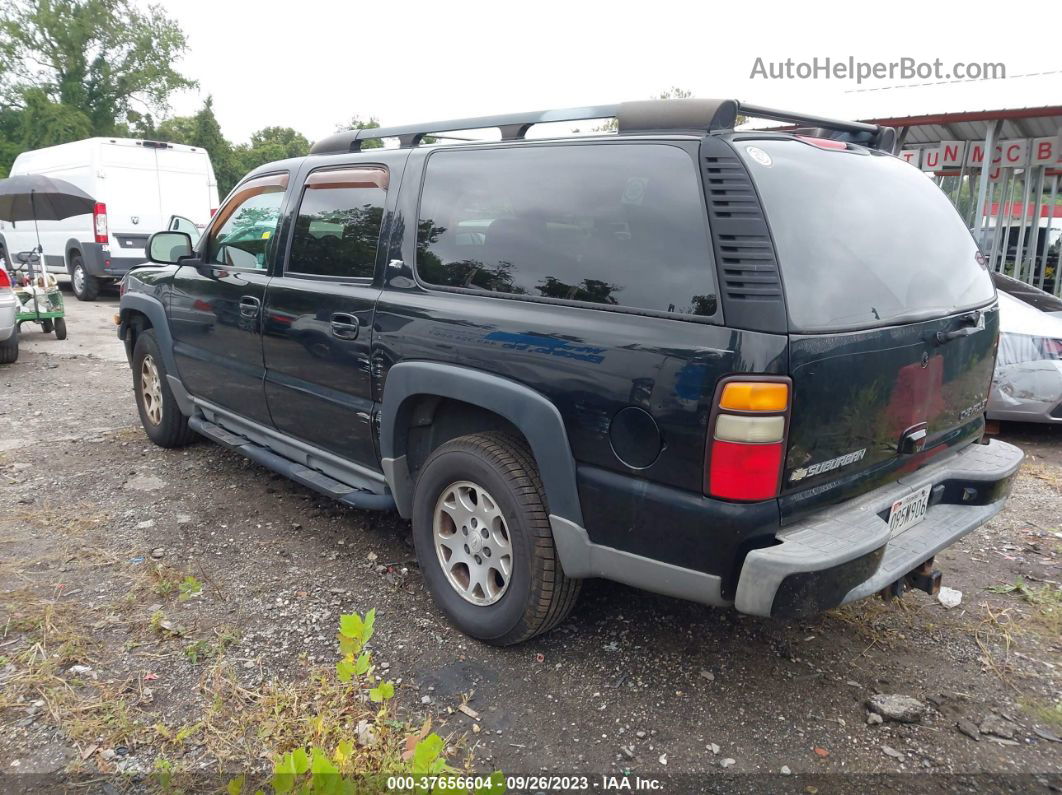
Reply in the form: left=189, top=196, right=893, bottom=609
left=888, top=485, right=931, bottom=535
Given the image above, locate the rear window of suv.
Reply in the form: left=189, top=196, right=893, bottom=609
left=739, top=139, right=995, bottom=332
left=415, top=144, right=718, bottom=318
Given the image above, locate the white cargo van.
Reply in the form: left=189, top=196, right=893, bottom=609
left=0, top=138, right=219, bottom=300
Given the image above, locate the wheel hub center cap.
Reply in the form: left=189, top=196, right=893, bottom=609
left=468, top=533, right=484, bottom=553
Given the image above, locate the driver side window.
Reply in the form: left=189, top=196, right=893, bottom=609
left=205, top=173, right=288, bottom=270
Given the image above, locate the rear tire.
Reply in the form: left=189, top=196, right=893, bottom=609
left=411, top=432, right=580, bottom=645
left=69, top=254, right=100, bottom=301
left=0, top=325, right=18, bottom=364
left=53, top=317, right=67, bottom=340
left=132, top=329, right=195, bottom=448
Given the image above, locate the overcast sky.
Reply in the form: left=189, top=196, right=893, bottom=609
left=159, top=0, right=1062, bottom=145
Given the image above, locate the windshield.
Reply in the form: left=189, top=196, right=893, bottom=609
left=738, top=139, right=995, bottom=332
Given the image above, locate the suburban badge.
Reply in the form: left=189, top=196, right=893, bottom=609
left=790, top=448, right=867, bottom=481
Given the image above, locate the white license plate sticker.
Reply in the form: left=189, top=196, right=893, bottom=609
left=888, top=485, right=931, bottom=536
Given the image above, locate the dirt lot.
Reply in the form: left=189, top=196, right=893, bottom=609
left=1, top=291, right=1060, bottom=791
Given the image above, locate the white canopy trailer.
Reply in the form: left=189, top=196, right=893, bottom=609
left=0, top=137, right=218, bottom=300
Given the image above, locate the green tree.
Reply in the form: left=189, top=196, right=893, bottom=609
left=0, top=0, right=195, bottom=135
left=337, top=115, right=383, bottom=149
left=0, top=108, right=23, bottom=178
left=249, top=126, right=312, bottom=158
left=655, top=87, right=694, bottom=100
left=14, top=88, right=93, bottom=149
left=190, top=98, right=240, bottom=196
left=153, top=114, right=198, bottom=144
left=233, top=126, right=311, bottom=184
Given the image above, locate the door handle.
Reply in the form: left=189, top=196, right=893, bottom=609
left=239, top=295, right=260, bottom=318
left=330, top=313, right=360, bottom=340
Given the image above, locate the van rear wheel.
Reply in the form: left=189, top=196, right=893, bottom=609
left=70, top=254, right=100, bottom=301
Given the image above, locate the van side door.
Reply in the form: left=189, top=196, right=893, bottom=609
left=261, top=165, right=391, bottom=469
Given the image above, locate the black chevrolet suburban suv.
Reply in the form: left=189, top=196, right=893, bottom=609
left=119, top=99, right=1023, bottom=645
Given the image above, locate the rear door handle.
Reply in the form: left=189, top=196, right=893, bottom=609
left=330, top=313, right=359, bottom=340
left=239, top=296, right=261, bottom=318
left=935, top=310, right=984, bottom=345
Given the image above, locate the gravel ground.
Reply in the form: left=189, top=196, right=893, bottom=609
left=1, top=289, right=1060, bottom=791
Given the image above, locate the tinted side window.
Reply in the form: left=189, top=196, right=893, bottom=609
left=206, top=174, right=287, bottom=270
left=287, top=168, right=387, bottom=278
left=416, top=144, right=717, bottom=317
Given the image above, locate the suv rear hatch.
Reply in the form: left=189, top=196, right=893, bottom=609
left=736, top=137, right=999, bottom=523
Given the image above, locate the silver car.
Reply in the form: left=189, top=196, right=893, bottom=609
left=988, top=288, right=1062, bottom=423
left=0, top=260, right=18, bottom=364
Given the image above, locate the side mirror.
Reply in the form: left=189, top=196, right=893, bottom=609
left=147, top=231, right=194, bottom=264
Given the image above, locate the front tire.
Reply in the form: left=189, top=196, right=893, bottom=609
left=132, top=329, right=195, bottom=448
left=53, top=317, right=67, bottom=340
left=69, top=254, right=100, bottom=301
left=0, top=325, right=18, bottom=364
left=411, top=432, right=580, bottom=645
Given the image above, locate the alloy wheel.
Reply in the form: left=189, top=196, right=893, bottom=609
left=139, top=354, right=163, bottom=426
left=433, top=480, right=513, bottom=605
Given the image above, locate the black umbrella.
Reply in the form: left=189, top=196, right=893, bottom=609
left=0, top=175, right=96, bottom=320
left=0, top=174, right=96, bottom=223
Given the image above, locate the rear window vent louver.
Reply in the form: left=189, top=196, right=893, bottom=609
left=716, top=234, right=782, bottom=301
left=700, top=142, right=787, bottom=332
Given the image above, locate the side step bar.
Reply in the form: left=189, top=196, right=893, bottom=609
left=189, top=416, right=395, bottom=511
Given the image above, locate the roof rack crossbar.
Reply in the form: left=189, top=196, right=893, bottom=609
left=310, top=104, right=621, bottom=154
left=310, top=99, right=894, bottom=155
left=738, top=103, right=879, bottom=135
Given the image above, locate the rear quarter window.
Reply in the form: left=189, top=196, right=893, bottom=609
left=739, top=140, right=995, bottom=332
left=415, top=143, right=718, bottom=318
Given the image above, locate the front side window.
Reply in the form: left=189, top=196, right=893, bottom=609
left=206, top=174, right=287, bottom=270
left=415, top=144, right=717, bottom=317
left=286, top=168, right=387, bottom=278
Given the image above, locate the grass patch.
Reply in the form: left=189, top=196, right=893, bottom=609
left=13, top=502, right=109, bottom=537
left=1022, top=699, right=1062, bottom=729
left=986, top=578, right=1062, bottom=637
left=1, top=595, right=482, bottom=787
left=1020, top=461, right=1062, bottom=493
left=0, top=589, right=146, bottom=750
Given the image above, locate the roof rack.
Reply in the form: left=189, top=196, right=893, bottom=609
left=309, top=99, right=896, bottom=155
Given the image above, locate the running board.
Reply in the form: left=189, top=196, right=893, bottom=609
left=188, top=416, right=395, bottom=511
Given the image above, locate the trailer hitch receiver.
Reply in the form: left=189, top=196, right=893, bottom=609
left=880, top=558, right=942, bottom=600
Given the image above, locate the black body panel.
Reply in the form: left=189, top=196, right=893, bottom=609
left=781, top=306, right=998, bottom=524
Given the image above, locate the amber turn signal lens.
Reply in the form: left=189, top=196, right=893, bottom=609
left=719, top=382, right=788, bottom=412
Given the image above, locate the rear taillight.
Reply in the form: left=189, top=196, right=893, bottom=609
left=706, top=379, right=790, bottom=501
left=0, top=268, right=10, bottom=289
left=93, top=202, right=108, bottom=244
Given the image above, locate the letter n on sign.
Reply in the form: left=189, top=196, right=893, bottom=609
left=941, top=141, right=965, bottom=168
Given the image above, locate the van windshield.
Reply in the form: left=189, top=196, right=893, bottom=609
left=738, top=139, right=995, bottom=332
